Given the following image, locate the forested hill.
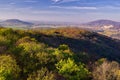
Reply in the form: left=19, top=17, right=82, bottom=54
left=0, top=27, right=120, bottom=62
left=32, top=27, right=120, bottom=62
left=0, top=27, right=120, bottom=80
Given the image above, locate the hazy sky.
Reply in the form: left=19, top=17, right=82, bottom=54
left=0, top=0, right=120, bottom=23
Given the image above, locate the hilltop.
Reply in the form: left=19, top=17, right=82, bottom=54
left=82, top=19, right=120, bottom=29
left=0, top=19, right=33, bottom=28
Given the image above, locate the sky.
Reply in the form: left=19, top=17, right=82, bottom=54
left=0, top=0, right=120, bottom=23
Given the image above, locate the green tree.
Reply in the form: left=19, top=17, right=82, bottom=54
left=36, top=51, right=56, bottom=69
left=53, top=44, right=73, bottom=61
left=0, top=55, right=20, bottom=80
left=18, top=42, right=46, bottom=55
left=16, top=36, right=37, bottom=45
left=16, top=41, right=48, bottom=78
left=0, top=28, right=20, bottom=43
left=0, top=36, right=10, bottom=46
left=58, top=44, right=70, bottom=51
left=56, top=58, right=90, bottom=80
left=0, top=36, right=10, bottom=53
left=27, top=68, right=55, bottom=80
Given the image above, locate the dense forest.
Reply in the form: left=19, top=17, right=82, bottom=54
left=0, top=27, right=120, bottom=80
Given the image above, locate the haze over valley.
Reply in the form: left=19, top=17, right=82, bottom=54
left=1, top=19, right=120, bottom=40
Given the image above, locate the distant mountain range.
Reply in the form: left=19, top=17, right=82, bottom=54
left=0, top=19, right=33, bottom=28
left=1, top=19, right=120, bottom=29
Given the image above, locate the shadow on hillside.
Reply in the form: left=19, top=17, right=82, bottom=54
left=32, top=33, right=120, bottom=62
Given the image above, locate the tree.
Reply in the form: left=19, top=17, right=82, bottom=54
left=58, top=44, right=70, bottom=51
left=0, top=36, right=10, bottom=53
left=0, top=28, right=20, bottom=43
left=27, top=68, right=55, bottom=80
left=16, top=36, right=37, bottom=45
left=0, top=36, right=10, bottom=46
left=16, top=41, right=51, bottom=78
left=53, top=44, right=73, bottom=61
left=18, top=42, right=45, bottom=54
left=56, top=58, right=90, bottom=80
left=93, top=59, right=120, bottom=80
left=0, top=55, right=20, bottom=80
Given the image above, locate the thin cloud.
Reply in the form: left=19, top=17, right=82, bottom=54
left=51, top=0, right=79, bottom=3
left=31, top=10, right=60, bottom=14
left=50, top=6, right=97, bottom=10
left=60, top=0, right=79, bottom=3
left=52, top=0, right=61, bottom=3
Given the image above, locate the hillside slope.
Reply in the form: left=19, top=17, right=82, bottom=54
left=32, top=27, right=120, bottom=62
left=0, top=27, right=120, bottom=62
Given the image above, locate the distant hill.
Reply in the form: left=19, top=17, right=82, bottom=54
left=0, top=19, right=33, bottom=28
left=82, top=19, right=120, bottom=29
left=1, top=19, right=120, bottom=30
